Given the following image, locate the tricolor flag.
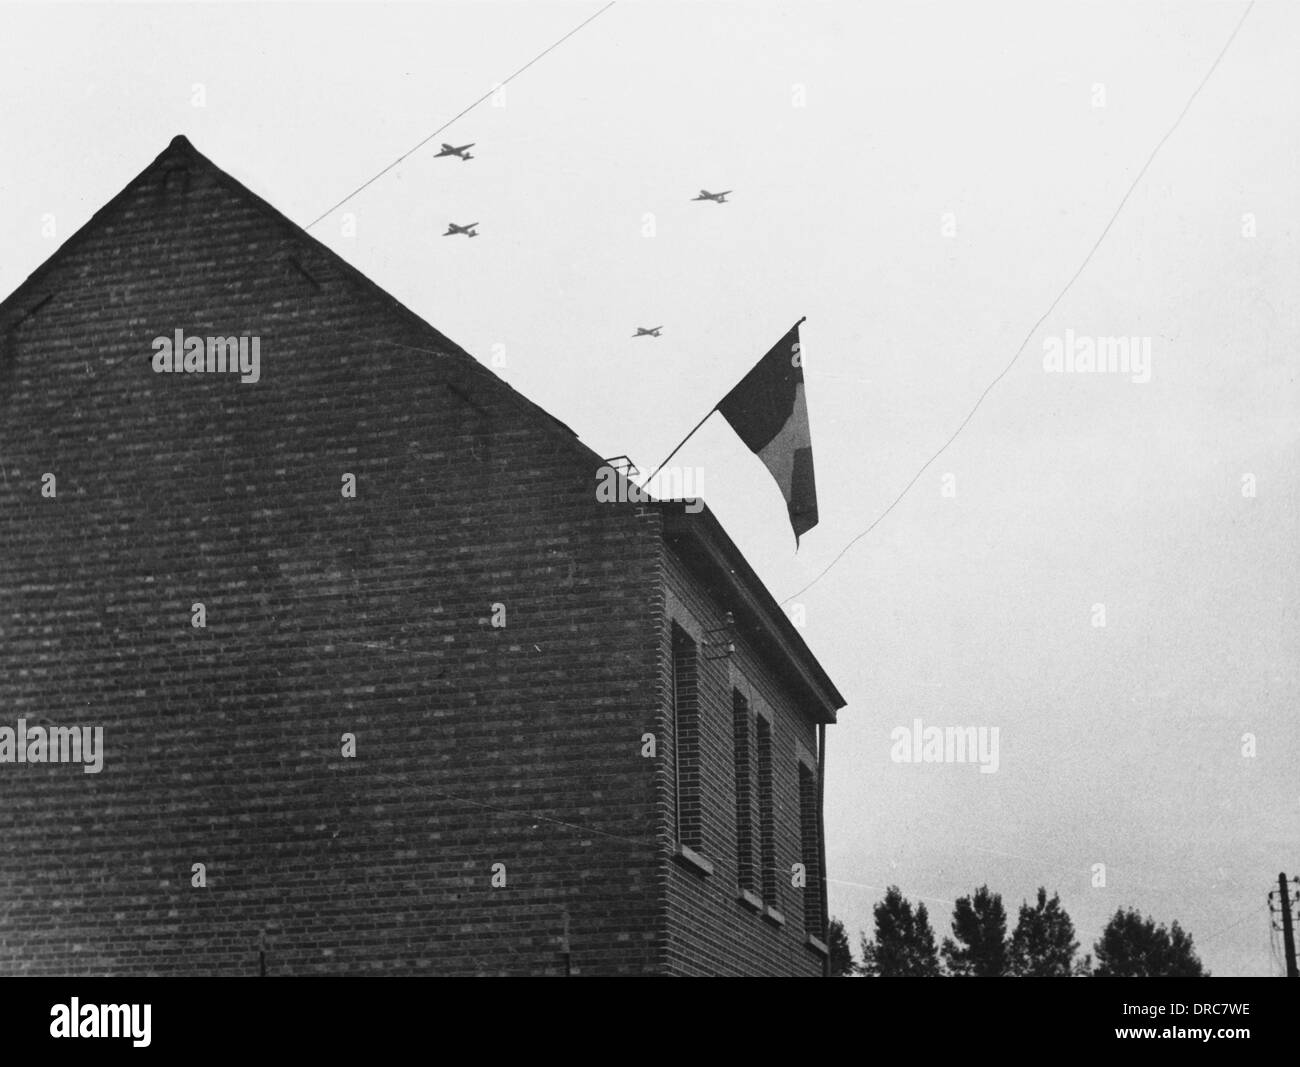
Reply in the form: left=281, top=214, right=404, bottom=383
left=716, top=318, right=819, bottom=543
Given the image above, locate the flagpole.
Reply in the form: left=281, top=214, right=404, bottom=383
left=643, top=406, right=718, bottom=486
left=643, top=316, right=806, bottom=487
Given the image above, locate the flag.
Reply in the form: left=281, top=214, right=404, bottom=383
left=716, top=319, right=819, bottom=542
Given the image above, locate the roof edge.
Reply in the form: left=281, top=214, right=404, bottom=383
left=656, top=500, right=846, bottom=723
left=1, top=136, right=193, bottom=322
left=1, top=134, right=588, bottom=452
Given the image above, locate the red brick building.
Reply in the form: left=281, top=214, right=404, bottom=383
left=0, top=136, right=845, bottom=976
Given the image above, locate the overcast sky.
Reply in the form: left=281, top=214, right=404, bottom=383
left=2, top=0, right=1296, bottom=976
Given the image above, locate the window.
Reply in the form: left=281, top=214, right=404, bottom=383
left=799, top=761, right=824, bottom=937
left=732, top=690, right=755, bottom=893
left=671, top=623, right=702, bottom=852
left=756, top=714, right=776, bottom=907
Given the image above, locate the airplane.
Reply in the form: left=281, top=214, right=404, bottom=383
left=633, top=326, right=663, bottom=338
left=692, top=189, right=732, bottom=203
left=443, top=222, right=479, bottom=238
left=435, top=142, right=475, bottom=161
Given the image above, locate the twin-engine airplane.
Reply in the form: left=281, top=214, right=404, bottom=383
left=443, top=222, right=479, bottom=237
left=435, top=143, right=475, bottom=161
left=633, top=326, right=663, bottom=337
left=692, top=189, right=732, bottom=203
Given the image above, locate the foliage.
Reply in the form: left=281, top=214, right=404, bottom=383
left=859, top=886, right=941, bottom=976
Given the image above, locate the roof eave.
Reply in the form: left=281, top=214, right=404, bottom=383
left=656, top=500, right=845, bottom=724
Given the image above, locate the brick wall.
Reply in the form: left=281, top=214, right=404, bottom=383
left=658, top=549, right=827, bottom=976
left=0, top=139, right=669, bottom=975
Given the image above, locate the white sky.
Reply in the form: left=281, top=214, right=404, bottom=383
left=2, top=0, right=1296, bottom=976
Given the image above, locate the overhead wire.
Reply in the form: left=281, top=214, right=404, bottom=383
left=783, top=0, right=1256, bottom=605
left=302, top=1, right=618, bottom=231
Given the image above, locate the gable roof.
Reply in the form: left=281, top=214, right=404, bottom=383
left=1, top=134, right=844, bottom=722
left=0, top=134, right=583, bottom=448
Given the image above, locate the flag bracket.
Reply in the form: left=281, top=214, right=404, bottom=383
left=602, top=455, right=639, bottom=479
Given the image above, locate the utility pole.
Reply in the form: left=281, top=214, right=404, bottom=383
left=1279, top=873, right=1298, bottom=978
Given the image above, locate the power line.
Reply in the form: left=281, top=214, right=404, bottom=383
left=784, top=0, right=1256, bottom=605
left=827, top=878, right=955, bottom=908
left=7, top=0, right=618, bottom=481
left=302, top=1, right=618, bottom=231
left=7, top=0, right=618, bottom=475
left=2, top=1, right=619, bottom=476
left=1197, top=908, right=1262, bottom=947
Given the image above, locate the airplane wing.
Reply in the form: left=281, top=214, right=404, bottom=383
left=460, top=143, right=475, bottom=150
left=439, top=144, right=454, bottom=151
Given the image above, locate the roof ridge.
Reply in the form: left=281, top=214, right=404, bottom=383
left=1, top=135, right=595, bottom=465
left=0, top=138, right=187, bottom=319
left=172, top=137, right=586, bottom=447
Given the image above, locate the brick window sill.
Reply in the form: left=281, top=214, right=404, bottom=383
left=673, top=843, right=714, bottom=877
left=805, top=934, right=829, bottom=957
left=762, top=905, right=786, bottom=928
left=737, top=888, right=764, bottom=913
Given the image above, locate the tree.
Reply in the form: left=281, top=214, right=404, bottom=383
left=859, top=886, right=941, bottom=976
left=941, top=884, right=1008, bottom=976
left=1093, top=907, right=1207, bottom=977
left=1008, top=887, right=1080, bottom=976
left=827, top=917, right=856, bottom=976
